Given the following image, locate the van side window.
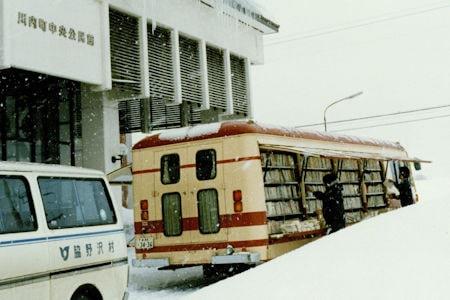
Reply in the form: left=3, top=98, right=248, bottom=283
left=161, top=154, right=180, bottom=184
left=197, top=189, right=220, bottom=234
left=196, top=149, right=216, bottom=181
left=162, top=193, right=182, bottom=236
left=38, top=178, right=117, bottom=229
left=0, top=176, right=37, bottom=234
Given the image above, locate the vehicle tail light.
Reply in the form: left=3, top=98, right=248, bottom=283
left=233, top=190, right=243, bottom=213
left=140, top=199, right=148, bottom=210
left=233, top=190, right=242, bottom=202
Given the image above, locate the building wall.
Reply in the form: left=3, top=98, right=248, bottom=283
left=0, top=0, right=7, bottom=69
left=109, top=0, right=264, bottom=63
left=0, top=0, right=275, bottom=173
left=1, top=0, right=104, bottom=85
left=1, top=0, right=266, bottom=90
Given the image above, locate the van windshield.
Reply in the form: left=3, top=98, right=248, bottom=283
left=38, top=177, right=117, bottom=229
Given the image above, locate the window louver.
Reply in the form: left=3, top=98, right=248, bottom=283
left=109, top=9, right=141, bottom=97
left=147, top=25, right=181, bottom=129
left=230, top=55, right=248, bottom=115
left=188, top=102, right=202, bottom=124
left=150, top=98, right=181, bottom=130
left=148, top=26, right=174, bottom=102
left=206, top=46, right=227, bottom=110
left=179, top=36, right=202, bottom=104
left=119, top=98, right=143, bottom=133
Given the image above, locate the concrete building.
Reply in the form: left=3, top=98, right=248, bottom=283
left=0, top=0, right=278, bottom=173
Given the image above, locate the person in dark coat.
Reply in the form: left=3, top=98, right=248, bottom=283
left=314, top=173, right=346, bottom=234
left=396, top=166, right=414, bottom=207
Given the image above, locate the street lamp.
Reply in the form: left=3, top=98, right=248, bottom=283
left=323, top=91, right=363, bottom=132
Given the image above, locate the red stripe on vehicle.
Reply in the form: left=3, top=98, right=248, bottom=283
left=135, top=211, right=267, bottom=234
left=181, top=164, right=196, bottom=168
left=217, top=156, right=261, bottom=164
left=135, top=239, right=269, bottom=253
left=268, top=229, right=326, bottom=245
left=132, top=155, right=261, bottom=175
left=132, top=168, right=160, bottom=175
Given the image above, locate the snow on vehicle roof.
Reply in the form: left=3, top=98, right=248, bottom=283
left=133, top=120, right=405, bottom=151
left=0, top=161, right=104, bottom=176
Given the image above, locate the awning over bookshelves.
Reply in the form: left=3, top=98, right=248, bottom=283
left=258, top=144, right=431, bottom=163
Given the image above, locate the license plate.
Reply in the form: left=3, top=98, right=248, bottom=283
left=136, top=235, right=154, bottom=250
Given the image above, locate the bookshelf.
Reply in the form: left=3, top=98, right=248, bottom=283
left=338, top=159, right=363, bottom=223
left=303, top=156, right=333, bottom=215
left=261, top=151, right=302, bottom=233
left=364, top=160, right=386, bottom=209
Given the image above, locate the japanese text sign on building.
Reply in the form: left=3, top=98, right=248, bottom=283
left=17, top=11, right=95, bottom=46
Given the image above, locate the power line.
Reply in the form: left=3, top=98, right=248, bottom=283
left=265, top=4, right=450, bottom=47
left=295, top=104, right=450, bottom=128
left=331, top=113, right=450, bottom=132
left=266, top=0, right=448, bottom=44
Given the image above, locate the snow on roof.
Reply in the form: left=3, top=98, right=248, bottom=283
left=203, top=0, right=279, bottom=33
left=0, top=161, right=104, bottom=176
left=188, top=177, right=450, bottom=299
left=133, top=120, right=405, bottom=151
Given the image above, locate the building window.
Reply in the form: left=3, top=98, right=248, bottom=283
left=0, top=69, right=81, bottom=166
left=148, top=25, right=182, bottom=130
left=162, top=193, right=182, bottom=236
left=230, top=54, right=249, bottom=116
left=0, top=176, right=37, bottom=234
left=206, top=46, right=227, bottom=111
left=38, top=178, right=116, bottom=229
left=109, top=9, right=141, bottom=97
left=196, top=149, right=216, bottom=181
left=197, top=189, right=220, bottom=234
left=161, top=154, right=180, bottom=184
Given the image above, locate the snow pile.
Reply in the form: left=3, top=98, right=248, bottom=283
left=127, top=247, right=203, bottom=300
left=158, top=123, right=221, bottom=141
left=188, top=177, right=449, bottom=300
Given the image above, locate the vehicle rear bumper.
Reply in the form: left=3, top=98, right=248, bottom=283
left=211, top=252, right=261, bottom=265
left=132, top=258, right=170, bottom=268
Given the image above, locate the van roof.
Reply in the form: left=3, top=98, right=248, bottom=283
left=133, top=120, right=405, bottom=151
left=0, top=161, right=104, bottom=176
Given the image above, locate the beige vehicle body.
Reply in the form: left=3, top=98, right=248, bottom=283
left=0, top=163, right=128, bottom=300
left=131, top=120, right=422, bottom=269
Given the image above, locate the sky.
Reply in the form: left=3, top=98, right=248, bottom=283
left=250, top=0, right=450, bottom=178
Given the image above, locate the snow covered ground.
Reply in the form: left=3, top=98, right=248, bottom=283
left=128, top=176, right=449, bottom=299
left=189, top=177, right=449, bottom=300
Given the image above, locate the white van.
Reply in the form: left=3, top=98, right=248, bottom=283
left=0, top=162, right=128, bottom=300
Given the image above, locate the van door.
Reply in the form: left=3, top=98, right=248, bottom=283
left=187, top=142, right=227, bottom=244
left=0, top=174, right=50, bottom=299
left=153, top=148, right=191, bottom=246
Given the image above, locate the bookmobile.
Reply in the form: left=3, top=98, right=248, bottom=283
left=126, top=120, right=426, bottom=276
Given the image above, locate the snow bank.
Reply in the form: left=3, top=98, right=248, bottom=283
left=188, top=177, right=450, bottom=300
left=127, top=247, right=202, bottom=300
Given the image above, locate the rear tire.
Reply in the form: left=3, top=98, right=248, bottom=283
left=71, top=284, right=103, bottom=300
left=203, top=264, right=253, bottom=281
